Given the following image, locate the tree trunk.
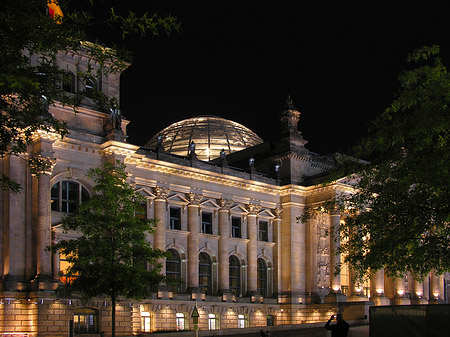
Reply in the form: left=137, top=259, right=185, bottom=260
left=111, top=293, right=116, bottom=337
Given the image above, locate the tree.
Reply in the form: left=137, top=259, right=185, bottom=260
left=315, top=46, right=450, bottom=282
left=51, top=161, right=167, bottom=337
left=0, top=0, right=179, bottom=191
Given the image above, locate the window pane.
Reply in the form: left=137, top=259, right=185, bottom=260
left=231, top=217, right=241, bottom=238
left=170, top=207, right=181, bottom=230
left=258, top=221, right=268, bottom=241
left=257, top=258, right=267, bottom=297
left=51, top=182, right=59, bottom=211
left=229, top=255, right=240, bottom=296
left=202, top=212, right=213, bottom=234
left=199, top=252, right=212, bottom=294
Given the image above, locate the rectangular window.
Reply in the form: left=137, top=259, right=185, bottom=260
left=258, top=221, right=268, bottom=241
left=176, top=313, right=187, bottom=331
left=170, top=207, right=182, bottom=230
left=231, top=217, right=241, bottom=238
left=135, top=201, right=147, bottom=219
left=238, top=314, right=248, bottom=328
left=266, top=315, right=275, bottom=326
left=208, top=313, right=219, bottom=330
left=202, top=212, right=213, bottom=234
left=59, top=253, right=78, bottom=285
left=141, top=312, right=151, bottom=332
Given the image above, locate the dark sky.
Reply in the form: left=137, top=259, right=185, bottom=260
left=111, top=3, right=450, bottom=155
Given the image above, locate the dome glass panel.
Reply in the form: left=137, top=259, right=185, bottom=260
left=145, top=115, right=263, bottom=161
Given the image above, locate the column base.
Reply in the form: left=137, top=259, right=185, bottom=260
left=411, top=297, right=428, bottom=305
left=324, top=292, right=347, bottom=303
left=393, top=296, right=411, bottom=305
left=372, top=295, right=391, bottom=306
left=30, top=275, right=59, bottom=292
left=347, top=294, right=369, bottom=302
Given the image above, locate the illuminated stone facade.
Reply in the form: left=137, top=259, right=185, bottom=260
left=0, top=52, right=448, bottom=337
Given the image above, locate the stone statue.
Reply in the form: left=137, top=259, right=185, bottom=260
left=110, top=106, right=122, bottom=130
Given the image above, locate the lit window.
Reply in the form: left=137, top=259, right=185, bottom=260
left=199, top=252, right=212, bottom=294
left=74, top=308, right=98, bottom=333
left=51, top=180, right=89, bottom=213
left=169, top=207, right=182, bottom=230
left=229, top=255, right=240, bottom=296
left=208, top=313, right=219, bottom=330
left=59, top=253, right=78, bottom=284
left=201, top=212, right=213, bottom=234
left=257, top=258, right=267, bottom=297
left=238, top=314, right=248, bottom=328
left=258, top=221, right=268, bottom=241
left=231, top=217, right=241, bottom=238
left=176, top=313, right=187, bottom=331
left=141, top=312, right=151, bottom=332
left=166, top=249, right=182, bottom=293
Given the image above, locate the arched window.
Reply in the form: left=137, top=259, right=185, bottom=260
left=73, top=307, right=98, bottom=333
left=229, top=255, right=240, bottom=296
left=84, top=76, right=98, bottom=98
left=166, top=249, right=182, bottom=293
left=257, top=258, right=267, bottom=297
left=51, top=180, right=89, bottom=213
left=62, top=71, right=76, bottom=93
left=199, top=252, right=212, bottom=294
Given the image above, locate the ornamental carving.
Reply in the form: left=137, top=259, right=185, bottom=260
left=187, top=192, right=203, bottom=205
left=246, top=203, right=261, bottom=215
left=316, top=214, right=330, bottom=289
left=154, top=186, right=170, bottom=199
left=218, top=198, right=233, bottom=210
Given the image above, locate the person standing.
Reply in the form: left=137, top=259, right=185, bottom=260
left=324, top=313, right=349, bottom=337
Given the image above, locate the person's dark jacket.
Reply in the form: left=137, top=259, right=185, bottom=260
left=324, top=318, right=349, bottom=337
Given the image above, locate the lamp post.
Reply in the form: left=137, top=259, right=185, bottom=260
left=191, top=302, right=199, bottom=337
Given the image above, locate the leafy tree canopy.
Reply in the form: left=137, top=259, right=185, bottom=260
left=51, top=161, right=167, bottom=336
left=0, top=0, right=179, bottom=191
left=316, top=46, right=450, bottom=281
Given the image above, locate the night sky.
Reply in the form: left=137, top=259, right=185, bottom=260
left=108, top=3, right=450, bottom=155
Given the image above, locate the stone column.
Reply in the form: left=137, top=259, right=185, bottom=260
left=393, top=276, right=410, bottom=305
left=430, top=271, right=441, bottom=303
left=329, top=214, right=341, bottom=292
left=371, top=269, right=390, bottom=305
left=187, top=192, right=202, bottom=292
left=153, top=187, right=169, bottom=275
left=218, top=199, right=232, bottom=294
left=246, top=203, right=260, bottom=296
left=272, top=207, right=282, bottom=297
left=2, top=155, right=28, bottom=291
left=412, top=275, right=426, bottom=304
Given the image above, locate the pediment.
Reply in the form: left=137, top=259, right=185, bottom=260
left=258, top=209, right=275, bottom=219
left=135, top=187, right=156, bottom=199
left=200, top=198, right=220, bottom=210
left=230, top=204, right=248, bottom=214
left=167, top=193, right=189, bottom=204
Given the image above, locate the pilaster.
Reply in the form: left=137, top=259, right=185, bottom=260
left=187, top=192, right=202, bottom=293
left=218, top=198, right=232, bottom=294
left=246, top=203, right=260, bottom=296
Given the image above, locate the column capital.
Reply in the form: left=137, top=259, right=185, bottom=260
left=218, top=198, right=233, bottom=210
left=274, top=207, right=283, bottom=219
left=154, top=186, right=170, bottom=200
left=246, top=203, right=261, bottom=215
left=187, top=192, right=203, bottom=205
left=30, top=154, right=56, bottom=176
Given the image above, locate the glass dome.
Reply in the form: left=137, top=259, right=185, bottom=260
left=145, top=115, right=263, bottom=161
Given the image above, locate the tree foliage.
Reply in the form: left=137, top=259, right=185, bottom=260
left=51, top=161, right=166, bottom=337
left=0, top=0, right=179, bottom=191
left=315, top=46, right=450, bottom=281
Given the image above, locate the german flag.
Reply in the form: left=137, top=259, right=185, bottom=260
left=47, top=0, right=63, bottom=24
